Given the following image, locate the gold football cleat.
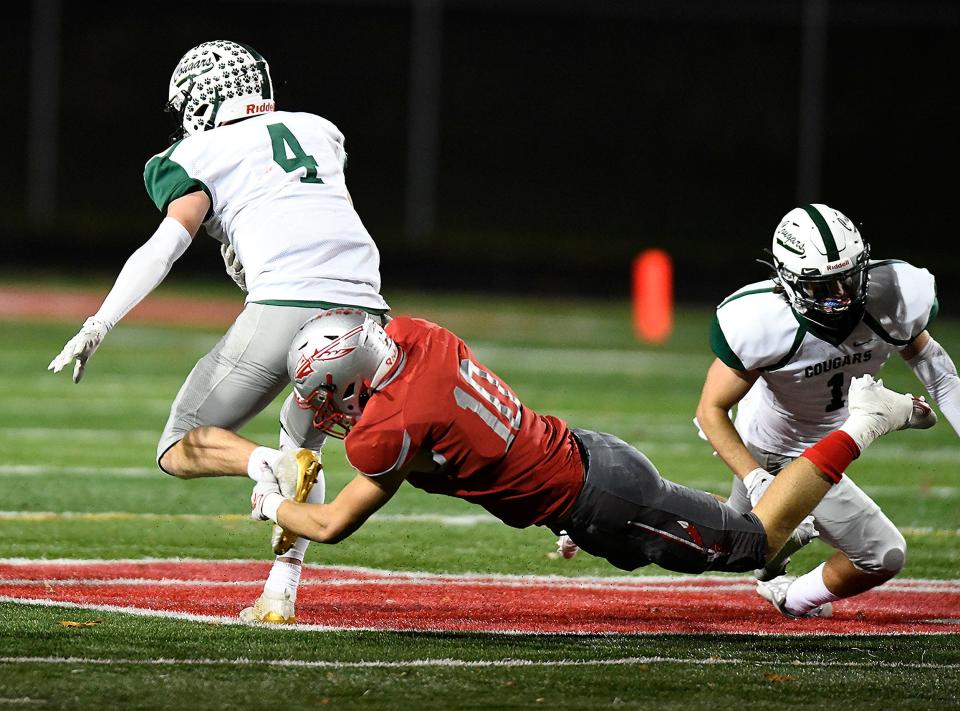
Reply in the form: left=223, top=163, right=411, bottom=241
left=272, top=448, right=322, bottom=555
left=239, top=589, right=296, bottom=625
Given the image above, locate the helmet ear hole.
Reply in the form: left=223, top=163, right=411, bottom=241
left=287, top=309, right=401, bottom=439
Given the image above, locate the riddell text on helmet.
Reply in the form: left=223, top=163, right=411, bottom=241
left=245, top=100, right=276, bottom=115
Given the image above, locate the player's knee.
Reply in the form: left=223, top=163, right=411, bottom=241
left=157, top=438, right=187, bottom=478
left=879, top=544, right=907, bottom=576
left=853, top=535, right=907, bottom=577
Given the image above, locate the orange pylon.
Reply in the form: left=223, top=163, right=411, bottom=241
left=632, top=249, right=673, bottom=344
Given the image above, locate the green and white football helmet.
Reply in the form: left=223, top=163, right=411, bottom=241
left=166, top=40, right=274, bottom=141
left=769, top=204, right=870, bottom=329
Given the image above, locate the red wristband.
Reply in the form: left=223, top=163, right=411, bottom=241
left=800, top=430, right=860, bottom=484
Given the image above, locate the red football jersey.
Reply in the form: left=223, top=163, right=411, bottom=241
left=345, top=317, right=584, bottom=528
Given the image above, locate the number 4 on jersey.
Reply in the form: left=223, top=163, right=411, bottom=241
left=268, top=123, right=324, bottom=184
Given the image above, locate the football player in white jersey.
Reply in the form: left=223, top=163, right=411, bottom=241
left=48, top=40, right=390, bottom=624
left=695, top=204, right=959, bottom=619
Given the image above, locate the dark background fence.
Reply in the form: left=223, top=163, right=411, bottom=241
left=5, top=0, right=958, bottom=304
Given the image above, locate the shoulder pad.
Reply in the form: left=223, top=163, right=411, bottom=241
left=714, top=281, right=802, bottom=371
left=864, top=261, right=937, bottom=345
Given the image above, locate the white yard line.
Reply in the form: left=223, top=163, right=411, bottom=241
left=0, top=510, right=957, bottom=538
left=0, top=577, right=761, bottom=593
left=0, top=511, right=499, bottom=525
left=6, top=576, right=960, bottom=594
left=1, top=423, right=954, bottom=463
left=0, top=428, right=159, bottom=441
left=3, top=462, right=959, bottom=500
left=2, top=558, right=958, bottom=590
left=429, top=342, right=709, bottom=376
left=0, top=465, right=158, bottom=478
left=0, top=652, right=956, bottom=670
left=681, top=480, right=960, bottom=498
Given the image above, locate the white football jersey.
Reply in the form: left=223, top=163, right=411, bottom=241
left=713, top=261, right=937, bottom=455
left=144, top=111, right=388, bottom=310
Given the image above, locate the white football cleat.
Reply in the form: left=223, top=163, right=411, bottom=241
left=272, top=449, right=321, bottom=555
left=556, top=532, right=579, bottom=560
left=757, top=575, right=832, bottom=619
left=239, top=589, right=296, bottom=625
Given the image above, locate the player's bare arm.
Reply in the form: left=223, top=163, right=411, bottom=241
left=166, top=190, right=210, bottom=236
left=900, top=330, right=930, bottom=360
left=273, top=447, right=437, bottom=543
left=753, top=374, right=927, bottom=560
left=752, top=456, right=832, bottom=559
left=276, top=468, right=407, bottom=544
left=695, top=358, right=761, bottom=478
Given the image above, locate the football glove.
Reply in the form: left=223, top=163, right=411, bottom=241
left=743, top=467, right=774, bottom=508
left=221, top=243, right=247, bottom=292
left=47, top=317, right=110, bottom=383
left=250, top=480, right=283, bottom=522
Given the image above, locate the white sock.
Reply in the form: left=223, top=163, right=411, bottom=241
left=784, top=563, right=841, bottom=615
left=263, top=560, right=302, bottom=598
left=247, top=446, right=282, bottom=483
left=264, top=455, right=326, bottom=598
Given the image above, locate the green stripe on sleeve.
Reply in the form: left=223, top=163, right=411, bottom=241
left=801, top=204, right=839, bottom=261
left=143, top=149, right=210, bottom=213
left=717, top=287, right=775, bottom=309
left=710, top=316, right=746, bottom=371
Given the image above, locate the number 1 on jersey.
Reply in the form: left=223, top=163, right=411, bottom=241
left=454, top=358, right=522, bottom=452
left=825, top=372, right=845, bottom=412
left=268, top=123, right=324, bottom=184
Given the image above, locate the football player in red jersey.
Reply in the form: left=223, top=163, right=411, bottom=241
left=246, top=308, right=934, bottom=579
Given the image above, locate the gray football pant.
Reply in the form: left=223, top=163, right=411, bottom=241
left=555, top=429, right=768, bottom=574
left=156, top=303, right=331, bottom=469
left=726, top=442, right=906, bottom=575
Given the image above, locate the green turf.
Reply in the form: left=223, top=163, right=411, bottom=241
left=2, top=604, right=959, bottom=710
left=1, top=287, right=958, bottom=708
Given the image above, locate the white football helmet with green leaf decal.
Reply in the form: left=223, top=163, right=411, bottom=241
left=769, top=204, right=870, bottom=326
left=166, top=40, right=275, bottom=140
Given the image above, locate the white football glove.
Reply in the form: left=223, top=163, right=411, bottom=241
left=743, top=467, right=774, bottom=508
left=250, top=480, right=283, bottom=522
left=47, top=317, right=110, bottom=383
left=220, top=243, right=247, bottom=292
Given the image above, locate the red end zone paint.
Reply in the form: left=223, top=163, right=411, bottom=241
left=0, top=287, right=241, bottom=327
left=2, top=560, right=959, bottom=634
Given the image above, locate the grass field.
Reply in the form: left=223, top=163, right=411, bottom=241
left=1, top=283, right=958, bottom=709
